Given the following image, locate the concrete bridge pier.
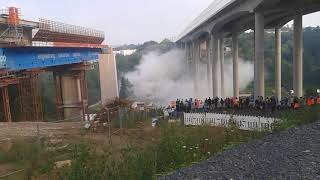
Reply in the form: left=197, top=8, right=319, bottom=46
left=275, top=28, right=282, bottom=102
left=192, top=40, right=200, bottom=96
left=207, top=37, right=212, bottom=96
left=53, top=67, right=88, bottom=121
left=211, top=35, right=220, bottom=97
left=293, top=12, right=303, bottom=98
left=254, top=12, right=265, bottom=98
left=220, top=37, right=225, bottom=98
left=60, top=73, right=83, bottom=120
left=232, top=33, right=239, bottom=98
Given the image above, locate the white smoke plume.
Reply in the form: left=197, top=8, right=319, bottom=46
left=125, top=49, right=254, bottom=106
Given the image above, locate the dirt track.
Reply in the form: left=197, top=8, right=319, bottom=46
left=0, top=122, right=82, bottom=140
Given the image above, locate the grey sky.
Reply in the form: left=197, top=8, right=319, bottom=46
left=2, top=0, right=320, bottom=46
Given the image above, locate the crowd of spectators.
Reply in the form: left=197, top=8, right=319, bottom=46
left=166, top=95, right=320, bottom=117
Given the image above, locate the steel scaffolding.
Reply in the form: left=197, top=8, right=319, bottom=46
left=18, top=72, right=43, bottom=122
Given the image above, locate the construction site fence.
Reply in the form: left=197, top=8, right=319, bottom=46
left=38, top=18, right=104, bottom=38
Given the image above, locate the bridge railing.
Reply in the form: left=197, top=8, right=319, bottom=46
left=38, top=18, right=105, bottom=39
left=176, top=0, right=235, bottom=41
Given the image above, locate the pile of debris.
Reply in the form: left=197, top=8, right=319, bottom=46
left=88, top=99, right=130, bottom=132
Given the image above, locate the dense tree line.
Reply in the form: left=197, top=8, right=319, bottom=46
left=238, top=26, right=320, bottom=91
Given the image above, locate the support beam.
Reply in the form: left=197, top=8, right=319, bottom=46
left=220, top=38, right=225, bottom=98
left=211, top=35, right=219, bottom=97
left=2, top=86, right=11, bottom=122
left=275, top=28, right=282, bottom=101
left=232, top=33, right=239, bottom=98
left=293, top=12, right=303, bottom=98
left=254, top=12, right=265, bottom=98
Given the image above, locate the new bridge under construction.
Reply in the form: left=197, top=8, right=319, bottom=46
left=0, top=7, right=118, bottom=123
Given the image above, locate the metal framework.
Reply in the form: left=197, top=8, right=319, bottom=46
left=32, top=18, right=105, bottom=44
left=0, top=7, right=26, bottom=45
left=1, top=86, right=11, bottom=122
left=52, top=63, right=91, bottom=121
left=18, top=71, right=43, bottom=122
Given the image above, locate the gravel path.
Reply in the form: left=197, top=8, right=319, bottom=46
left=160, top=121, right=320, bottom=180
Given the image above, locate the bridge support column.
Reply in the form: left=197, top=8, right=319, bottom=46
left=232, top=33, right=239, bottom=98
left=54, top=67, right=88, bottom=121
left=192, top=40, right=200, bottom=97
left=220, top=37, right=225, bottom=98
left=293, top=13, right=303, bottom=98
left=60, top=73, right=83, bottom=120
left=99, top=52, right=119, bottom=106
left=211, top=35, right=219, bottom=97
left=207, top=38, right=212, bottom=96
left=275, top=28, right=282, bottom=102
left=186, top=42, right=193, bottom=80
left=1, top=86, right=11, bottom=122
left=254, top=12, right=265, bottom=98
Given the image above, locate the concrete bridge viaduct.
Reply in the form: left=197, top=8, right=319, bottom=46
left=176, top=0, right=320, bottom=100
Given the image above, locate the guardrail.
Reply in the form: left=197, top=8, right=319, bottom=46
left=175, top=0, right=235, bottom=41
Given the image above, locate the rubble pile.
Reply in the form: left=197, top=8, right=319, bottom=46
left=89, top=99, right=130, bottom=132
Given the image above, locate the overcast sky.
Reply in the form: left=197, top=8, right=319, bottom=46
left=2, top=0, right=320, bottom=46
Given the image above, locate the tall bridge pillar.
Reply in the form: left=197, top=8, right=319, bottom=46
left=232, top=33, right=239, bottom=98
left=99, top=50, right=119, bottom=106
left=220, top=37, right=225, bottom=98
left=254, top=12, right=265, bottom=98
left=211, top=35, right=219, bottom=97
left=293, top=12, right=303, bottom=98
left=207, top=38, right=212, bottom=96
left=192, top=40, right=200, bottom=97
left=275, top=28, right=282, bottom=102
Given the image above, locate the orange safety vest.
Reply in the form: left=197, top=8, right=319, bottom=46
left=307, top=99, right=313, bottom=106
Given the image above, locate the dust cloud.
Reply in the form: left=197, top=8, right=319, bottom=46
left=125, top=49, right=254, bottom=106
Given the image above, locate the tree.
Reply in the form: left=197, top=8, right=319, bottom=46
left=119, top=77, right=133, bottom=99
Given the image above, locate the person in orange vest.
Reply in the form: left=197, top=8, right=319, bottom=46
left=311, top=97, right=315, bottom=105
left=307, top=98, right=313, bottom=106
left=293, top=97, right=300, bottom=110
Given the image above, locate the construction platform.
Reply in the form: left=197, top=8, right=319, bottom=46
left=0, top=7, right=112, bottom=123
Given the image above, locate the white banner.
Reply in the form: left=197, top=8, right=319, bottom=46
left=184, top=113, right=277, bottom=131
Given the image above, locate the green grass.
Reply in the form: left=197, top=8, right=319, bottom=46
left=274, top=105, right=320, bottom=131
left=1, top=106, right=319, bottom=179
